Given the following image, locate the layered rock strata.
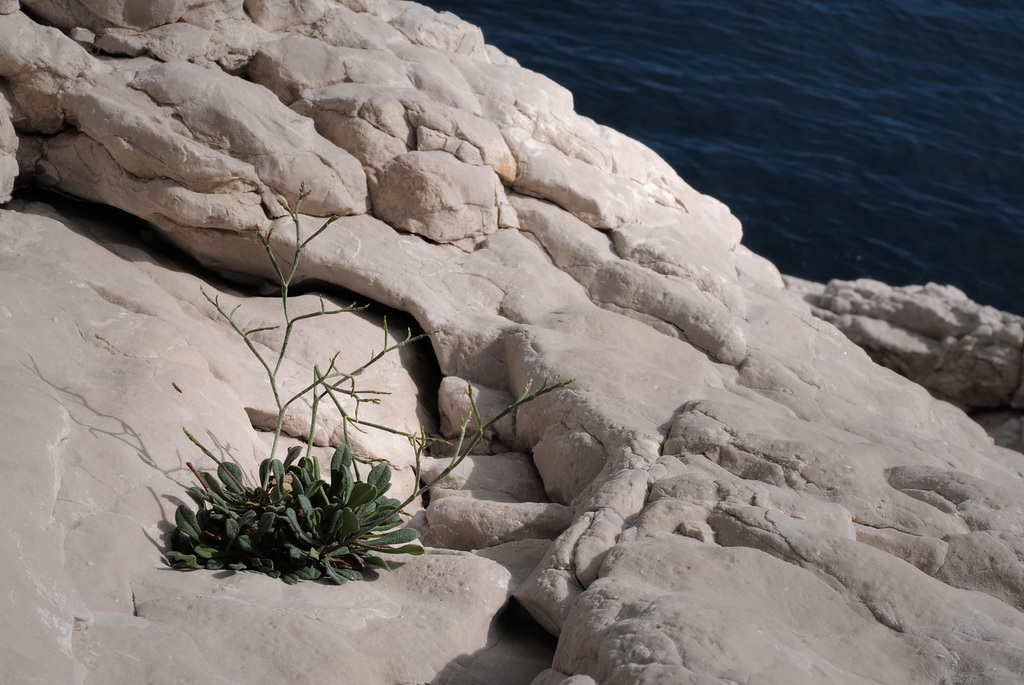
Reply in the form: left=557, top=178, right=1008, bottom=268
left=2, top=2, right=1023, bottom=684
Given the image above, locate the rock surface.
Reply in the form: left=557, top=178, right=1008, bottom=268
left=0, top=89, right=14, bottom=201
left=2, top=3, right=1024, bottom=685
left=799, top=277, right=1024, bottom=410
left=791, top=276, right=1024, bottom=455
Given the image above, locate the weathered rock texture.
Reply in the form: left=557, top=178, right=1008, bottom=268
left=801, top=277, right=1024, bottom=410
left=2, top=3, right=1023, bottom=685
left=793, top=276, right=1024, bottom=454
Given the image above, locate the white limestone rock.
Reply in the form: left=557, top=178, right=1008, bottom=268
left=4, top=4, right=1024, bottom=684
left=973, top=408, right=1024, bottom=452
left=367, top=150, right=509, bottom=245
left=290, top=76, right=518, bottom=183
left=421, top=452, right=547, bottom=503
left=250, top=34, right=414, bottom=104
left=509, top=135, right=646, bottom=230
left=128, top=60, right=368, bottom=217
left=0, top=89, right=15, bottom=201
left=0, top=199, right=519, bottom=684
left=243, top=0, right=332, bottom=32
left=511, top=195, right=747, bottom=364
left=388, top=4, right=488, bottom=58
left=0, top=11, right=98, bottom=133
left=423, top=497, right=572, bottom=551
left=437, top=375, right=517, bottom=450
left=555, top=534, right=1024, bottom=684
left=21, top=0, right=246, bottom=32
left=809, top=278, right=1024, bottom=409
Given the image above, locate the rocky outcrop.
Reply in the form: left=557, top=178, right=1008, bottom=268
left=2, top=3, right=1024, bottom=685
left=800, top=277, right=1024, bottom=410
left=793, top=277, right=1024, bottom=454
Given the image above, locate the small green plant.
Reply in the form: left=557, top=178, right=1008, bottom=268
left=168, top=185, right=570, bottom=584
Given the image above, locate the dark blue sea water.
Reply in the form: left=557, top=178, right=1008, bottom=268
left=427, top=0, right=1024, bottom=315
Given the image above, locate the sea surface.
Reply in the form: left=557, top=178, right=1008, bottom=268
left=427, top=0, right=1024, bottom=315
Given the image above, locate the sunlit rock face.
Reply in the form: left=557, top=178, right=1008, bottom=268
left=2, top=3, right=1024, bottom=684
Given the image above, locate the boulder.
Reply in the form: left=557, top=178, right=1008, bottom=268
left=368, top=150, right=510, bottom=246
left=423, top=497, right=572, bottom=551
left=806, top=278, right=1024, bottom=409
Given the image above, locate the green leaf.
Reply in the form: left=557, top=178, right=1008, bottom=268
left=237, top=535, right=255, bottom=554
left=252, top=511, right=276, bottom=543
left=253, top=557, right=275, bottom=573
left=282, top=573, right=300, bottom=585
left=323, top=508, right=345, bottom=542
left=227, top=562, right=247, bottom=571
left=218, top=462, right=245, bottom=494
left=305, top=479, right=327, bottom=503
left=323, top=563, right=362, bottom=585
left=287, top=543, right=307, bottom=564
left=225, top=517, right=239, bottom=541
left=166, top=551, right=203, bottom=569
left=297, top=494, right=315, bottom=523
left=340, top=467, right=353, bottom=502
left=206, top=558, right=226, bottom=570
left=283, top=445, right=303, bottom=470
left=292, top=566, right=322, bottom=581
left=289, top=471, right=306, bottom=496
left=185, top=487, right=208, bottom=508
left=365, top=543, right=425, bottom=555
left=347, top=482, right=377, bottom=509
left=323, top=563, right=349, bottom=585
left=200, top=472, right=229, bottom=500
left=175, top=505, right=202, bottom=542
left=259, top=458, right=273, bottom=487
left=238, top=509, right=258, bottom=529
left=339, top=508, right=359, bottom=541
left=284, top=508, right=313, bottom=547
left=365, top=527, right=419, bottom=547
left=297, top=456, right=316, bottom=478
left=330, top=444, right=353, bottom=475
left=194, top=544, right=219, bottom=559
left=335, top=567, right=363, bottom=581
left=363, top=555, right=390, bottom=570
left=270, top=459, right=285, bottom=489
left=367, top=463, right=391, bottom=495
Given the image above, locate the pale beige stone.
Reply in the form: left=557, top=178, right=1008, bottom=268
left=243, top=0, right=330, bottom=32
left=0, top=11, right=97, bottom=133
left=437, top=376, right=517, bottom=450
left=367, top=150, right=506, bottom=245
left=250, top=34, right=413, bottom=104
left=811, top=278, right=1024, bottom=409
left=0, top=202, right=512, bottom=684
left=424, top=496, right=572, bottom=551
left=421, top=452, right=546, bottom=503
left=129, top=60, right=368, bottom=217
left=0, top=89, right=14, bottom=201
left=388, top=4, right=488, bottom=59
left=510, top=135, right=645, bottom=230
